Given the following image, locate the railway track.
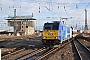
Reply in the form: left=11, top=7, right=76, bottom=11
left=37, top=47, right=58, bottom=60
left=1, top=48, right=26, bottom=60
left=2, top=48, right=16, bottom=55
left=16, top=47, right=47, bottom=60
left=37, top=40, right=72, bottom=60
left=16, top=39, right=72, bottom=60
left=71, top=41, right=81, bottom=60
left=79, top=39, right=90, bottom=50
left=4, top=49, right=36, bottom=60
left=1, top=38, right=72, bottom=60
left=73, top=39, right=90, bottom=60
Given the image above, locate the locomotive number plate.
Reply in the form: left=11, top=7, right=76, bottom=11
left=48, top=33, right=53, bottom=36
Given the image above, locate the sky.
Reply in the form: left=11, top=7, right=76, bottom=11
left=0, top=0, right=90, bottom=31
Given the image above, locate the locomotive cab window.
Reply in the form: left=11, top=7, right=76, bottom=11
left=44, top=25, right=52, bottom=30
left=44, top=23, right=59, bottom=30
left=52, top=24, right=59, bottom=30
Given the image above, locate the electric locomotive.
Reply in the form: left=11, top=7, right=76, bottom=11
left=42, top=21, right=72, bottom=45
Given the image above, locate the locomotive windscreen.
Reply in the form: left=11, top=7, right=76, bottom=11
left=44, top=23, right=59, bottom=30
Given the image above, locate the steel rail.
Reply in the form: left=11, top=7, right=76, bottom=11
left=2, top=48, right=16, bottom=56
left=16, top=47, right=47, bottom=60
left=73, top=40, right=82, bottom=60
left=73, top=39, right=90, bottom=60
left=1, top=48, right=25, bottom=59
left=37, top=40, right=72, bottom=60
left=77, top=39, right=90, bottom=52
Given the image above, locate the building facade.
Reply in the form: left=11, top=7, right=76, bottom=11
left=6, top=16, right=36, bottom=36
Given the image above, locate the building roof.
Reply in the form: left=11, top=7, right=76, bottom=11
left=5, top=16, right=36, bottom=20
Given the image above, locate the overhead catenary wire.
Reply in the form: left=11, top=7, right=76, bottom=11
left=76, top=2, right=90, bottom=21
left=74, top=2, right=90, bottom=29
left=37, top=2, right=59, bottom=20
left=76, top=0, right=83, bottom=9
left=58, top=3, right=59, bottom=9
left=1, top=0, right=90, bottom=10
left=1, top=0, right=90, bottom=8
left=76, top=4, right=78, bottom=9
left=1, top=0, right=90, bottom=20
left=39, top=6, right=40, bottom=13
left=37, top=1, right=70, bottom=22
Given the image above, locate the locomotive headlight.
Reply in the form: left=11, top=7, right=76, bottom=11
left=43, top=37, right=46, bottom=39
left=55, top=37, right=58, bottom=39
